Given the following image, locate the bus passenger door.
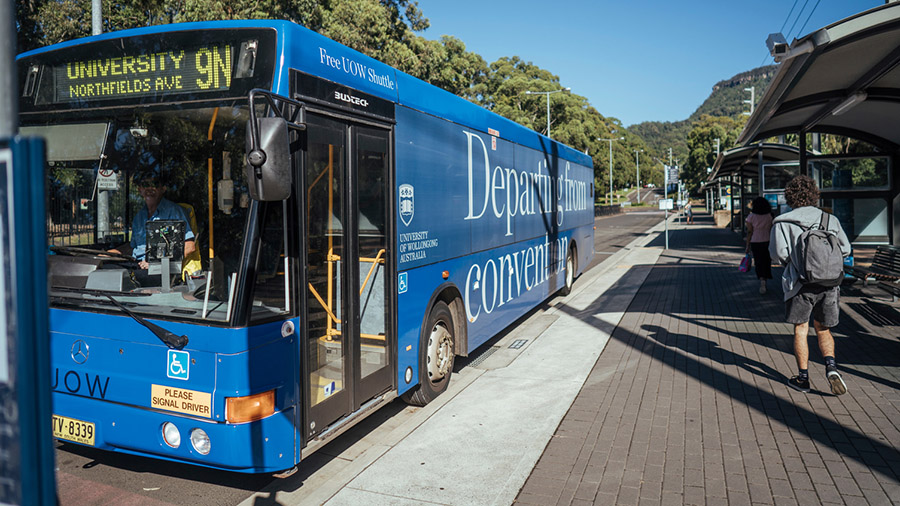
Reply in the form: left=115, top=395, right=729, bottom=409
left=303, top=113, right=392, bottom=439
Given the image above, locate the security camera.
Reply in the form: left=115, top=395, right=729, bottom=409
left=766, top=33, right=789, bottom=62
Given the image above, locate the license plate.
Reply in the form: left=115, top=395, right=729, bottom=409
left=52, top=414, right=95, bottom=446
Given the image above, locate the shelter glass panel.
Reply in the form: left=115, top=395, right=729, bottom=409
left=809, top=157, right=889, bottom=191
left=762, top=162, right=799, bottom=192
left=743, top=176, right=758, bottom=195
left=821, top=197, right=888, bottom=244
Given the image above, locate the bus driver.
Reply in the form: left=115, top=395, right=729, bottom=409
left=109, top=170, right=196, bottom=270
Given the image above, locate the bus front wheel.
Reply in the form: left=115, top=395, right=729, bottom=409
left=402, top=301, right=455, bottom=406
left=558, top=245, right=576, bottom=296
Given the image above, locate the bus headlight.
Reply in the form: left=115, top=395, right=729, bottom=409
left=162, top=422, right=181, bottom=448
left=190, top=428, right=211, bottom=455
left=225, top=389, right=275, bottom=423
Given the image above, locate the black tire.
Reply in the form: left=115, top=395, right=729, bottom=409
left=401, top=301, right=455, bottom=406
left=558, top=246, right=576, bottom=296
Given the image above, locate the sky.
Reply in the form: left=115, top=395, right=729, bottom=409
left=414, top=0, right=883, bottom=126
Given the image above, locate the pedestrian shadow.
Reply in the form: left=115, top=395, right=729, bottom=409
left=642, top=323, right=788, bottom=385
left=667, top=312, right=900, bottom=393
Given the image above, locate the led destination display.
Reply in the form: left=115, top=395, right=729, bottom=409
left=51, top=45, right=233, bottom=103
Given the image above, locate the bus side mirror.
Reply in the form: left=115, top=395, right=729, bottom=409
left=245, top=117, right=291, bottom=201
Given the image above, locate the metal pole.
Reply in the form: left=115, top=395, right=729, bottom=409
left=608, top=140, right=613, bottom=205
left=91, top=1, right=111, bottom=241
left=0, top=0, right=16, bottom=137
left=730, top=177, right=736, bottom=232
left=677, top=177, right=682, bottom=225
left=546, top=93, right=551, bottom=140
left=2, top=6, right=57, bottom=499
left=799, top=130, right=808, bottom=176
left=92, top=0, right=103, bottom=35
left=664, top=163, right=669, bottom=249
left=635, top=150, right=640, bottom=204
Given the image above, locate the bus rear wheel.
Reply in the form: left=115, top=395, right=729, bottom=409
left=558, top=246, right=576, bottom=296
left=402, top=301, right=455, bottom=406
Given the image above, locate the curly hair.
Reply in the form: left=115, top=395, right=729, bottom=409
left=784, top=175, right=819, bottom=209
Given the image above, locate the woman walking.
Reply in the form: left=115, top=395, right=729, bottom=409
left=746, top=197, right=774, bottom=294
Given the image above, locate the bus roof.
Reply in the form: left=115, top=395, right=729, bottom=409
left=19, top=20, right=592, bottom=167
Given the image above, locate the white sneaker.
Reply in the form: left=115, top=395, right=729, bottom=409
left=759, top=280, right=767, bottom=294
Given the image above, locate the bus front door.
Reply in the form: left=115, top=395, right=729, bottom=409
left=303, top=113, right=392, bottom=439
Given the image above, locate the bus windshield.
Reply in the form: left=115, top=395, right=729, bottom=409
left=26, top=104, right=289, bottom=324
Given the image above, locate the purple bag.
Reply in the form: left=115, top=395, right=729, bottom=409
left=739, top=254, right=752, bottom=273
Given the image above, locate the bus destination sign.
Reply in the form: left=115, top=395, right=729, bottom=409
left=51, top=45, right=233, bottom=103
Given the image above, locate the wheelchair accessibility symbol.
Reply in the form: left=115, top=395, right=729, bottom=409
left=167, top=349, right=190, bottom=380
left=398, top=272, right=408, bottom=294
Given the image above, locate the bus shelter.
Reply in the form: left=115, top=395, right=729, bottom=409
left=707, top=143, right=805, bottom=233
left=736, top=2, right=900, bottom=246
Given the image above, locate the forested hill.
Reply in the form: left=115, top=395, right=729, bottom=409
left=629, top=65, right=777, bottom=166
left=690, top=65, right=778, bottom=120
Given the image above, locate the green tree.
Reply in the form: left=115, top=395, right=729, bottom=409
left=16, top=0, right=46, bottom=52
left=410, top=36, right=488, bottom=102
left=684, top=114, right=744, bottom=193
left=35, top=0, right=176, bottom=47
left=482, top=56, right=558, bottom=131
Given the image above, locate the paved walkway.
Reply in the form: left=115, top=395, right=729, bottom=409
left=515, top=211, right=900, bottom=506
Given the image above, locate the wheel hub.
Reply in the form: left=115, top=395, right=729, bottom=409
left=426, top=322, right=453, bottom=381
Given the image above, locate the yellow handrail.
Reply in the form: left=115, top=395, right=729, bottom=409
left=308, top=282, right=339, bottom=324
left=359, top=249, right=386, bottom=296
left=326, top=146, right=335, bottom=341
left=207, top=107, right=219, bottom=260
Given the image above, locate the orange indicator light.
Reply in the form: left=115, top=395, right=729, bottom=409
left=225, top=390, right=275, bottom=423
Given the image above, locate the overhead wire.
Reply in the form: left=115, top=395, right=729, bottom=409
left=796, top=0, right=823, bottom=37
left=779, top=0, right=802, bottom=33
left=785, top=0, right=812, bottom=40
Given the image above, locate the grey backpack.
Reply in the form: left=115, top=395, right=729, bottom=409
left=791, top=212, right=844, bottom=288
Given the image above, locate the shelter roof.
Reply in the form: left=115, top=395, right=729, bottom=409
left=707, top=143, right=805, bottom=183
left=738, top=3, right=900, bottom=151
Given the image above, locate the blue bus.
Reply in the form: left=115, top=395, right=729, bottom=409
left=17, top=20, right=594, bottom=473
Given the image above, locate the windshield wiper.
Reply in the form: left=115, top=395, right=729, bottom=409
left=104, top=295, right=189, bottom=350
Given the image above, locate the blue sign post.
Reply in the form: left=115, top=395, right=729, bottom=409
left=0, top=137, right=56, bottom=505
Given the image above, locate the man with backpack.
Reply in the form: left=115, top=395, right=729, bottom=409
left=770, top=175, right=851, bottom=395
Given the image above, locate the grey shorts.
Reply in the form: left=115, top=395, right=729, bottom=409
left=785, top=285, right=840, bottom=327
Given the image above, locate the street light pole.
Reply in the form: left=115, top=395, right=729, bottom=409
left=545, top=93, right=550, bottom=136
left=597, top=135, right=624, bottom=205
left=634, top=149, right=643, bottom=204
left=525, top=87, right=570, bottom=140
